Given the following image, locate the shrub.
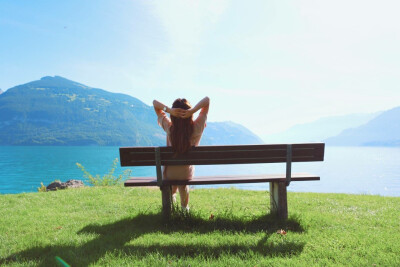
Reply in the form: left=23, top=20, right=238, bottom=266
left=76, top=158, right=131, bottom=186
left=37, top=182, right=47, bottom=192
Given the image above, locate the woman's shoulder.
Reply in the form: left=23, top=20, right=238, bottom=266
left=158, top=112, right=172, bottom=132
left=195, top=112, right=207, bottom=123
left=193, top=113, right=207, bottom=133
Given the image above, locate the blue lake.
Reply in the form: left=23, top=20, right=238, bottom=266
left=0, top=146, right=399, bottom=197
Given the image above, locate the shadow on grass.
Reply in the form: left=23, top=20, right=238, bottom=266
left=1, top=212, right=306, bottom=266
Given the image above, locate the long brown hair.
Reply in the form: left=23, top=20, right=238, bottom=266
left=170, top=98, right=194, bottom=154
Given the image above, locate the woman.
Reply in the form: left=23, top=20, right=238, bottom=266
left=153, top=97, right=210, bottom=211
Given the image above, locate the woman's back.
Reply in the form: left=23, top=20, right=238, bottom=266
left=157, top=110, right=207, bottom=180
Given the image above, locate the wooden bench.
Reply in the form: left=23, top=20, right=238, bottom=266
left=120, top=143, right=325, bottom=220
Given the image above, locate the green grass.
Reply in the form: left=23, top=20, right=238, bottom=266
left=0, top=186, right=399, bottom=266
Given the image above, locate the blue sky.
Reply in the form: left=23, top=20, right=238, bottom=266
left=1, top=0, right=399, bottom=137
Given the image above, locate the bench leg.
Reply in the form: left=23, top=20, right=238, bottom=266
left=161, top=186, right=172, bottom=219
left=269, top=182, right=288, bottom=220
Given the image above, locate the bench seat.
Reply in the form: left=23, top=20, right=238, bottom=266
left=125, top=173, right=320, bottom=186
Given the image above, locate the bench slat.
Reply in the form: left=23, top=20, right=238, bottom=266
left=124, top=173, right=320, bottom=187
left=120, top=143, right=325, bottom=166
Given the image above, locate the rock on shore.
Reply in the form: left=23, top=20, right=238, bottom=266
left=46, top=179, right=84, bottom=191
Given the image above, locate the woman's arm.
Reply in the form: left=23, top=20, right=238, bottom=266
left=153, top=99, right=184, bottom=117
left=182, top=97, right=210, bottom=118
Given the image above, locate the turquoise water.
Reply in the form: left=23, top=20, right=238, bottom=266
left=0, top=146, right=399, bottom=196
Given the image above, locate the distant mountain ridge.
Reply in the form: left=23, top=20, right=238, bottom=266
left=262, top=107, right=400, bottom=147
left=325, top=106, right=400, bottom=146
left=0, top=76, right=262, bottom=146
left=263, top=112, right=381, bottom=143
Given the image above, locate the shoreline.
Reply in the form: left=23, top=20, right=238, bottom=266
left=1, top=186, right=399, bottom=198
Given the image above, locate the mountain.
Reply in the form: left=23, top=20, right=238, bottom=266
left=262, top=112, right=380, bottom=143
left=0, top=76, right=262, bottom=146
left=0, top=89, right=3, bottom=95
left=202, top=121, right=264, bottom=145
left=325, top=106, right=400, bottom=146
left=0, top=76, right=162, bottom=145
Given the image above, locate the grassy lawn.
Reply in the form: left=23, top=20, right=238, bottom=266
left=0, top=186, right=399, bottom=266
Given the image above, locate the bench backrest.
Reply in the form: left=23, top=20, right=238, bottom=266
left=119, top=143, right=325, bottom=166
left=119, top=143, right=325, bottom=187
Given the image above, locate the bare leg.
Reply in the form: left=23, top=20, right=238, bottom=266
left=178, top=185, right=189, bottom=208
left=171, top=186, right=178, bottom=203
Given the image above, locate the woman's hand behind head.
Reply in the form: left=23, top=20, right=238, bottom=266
left=170, top=108, right=186, bottom=118
left=181, top=109, right=194, bottom=119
